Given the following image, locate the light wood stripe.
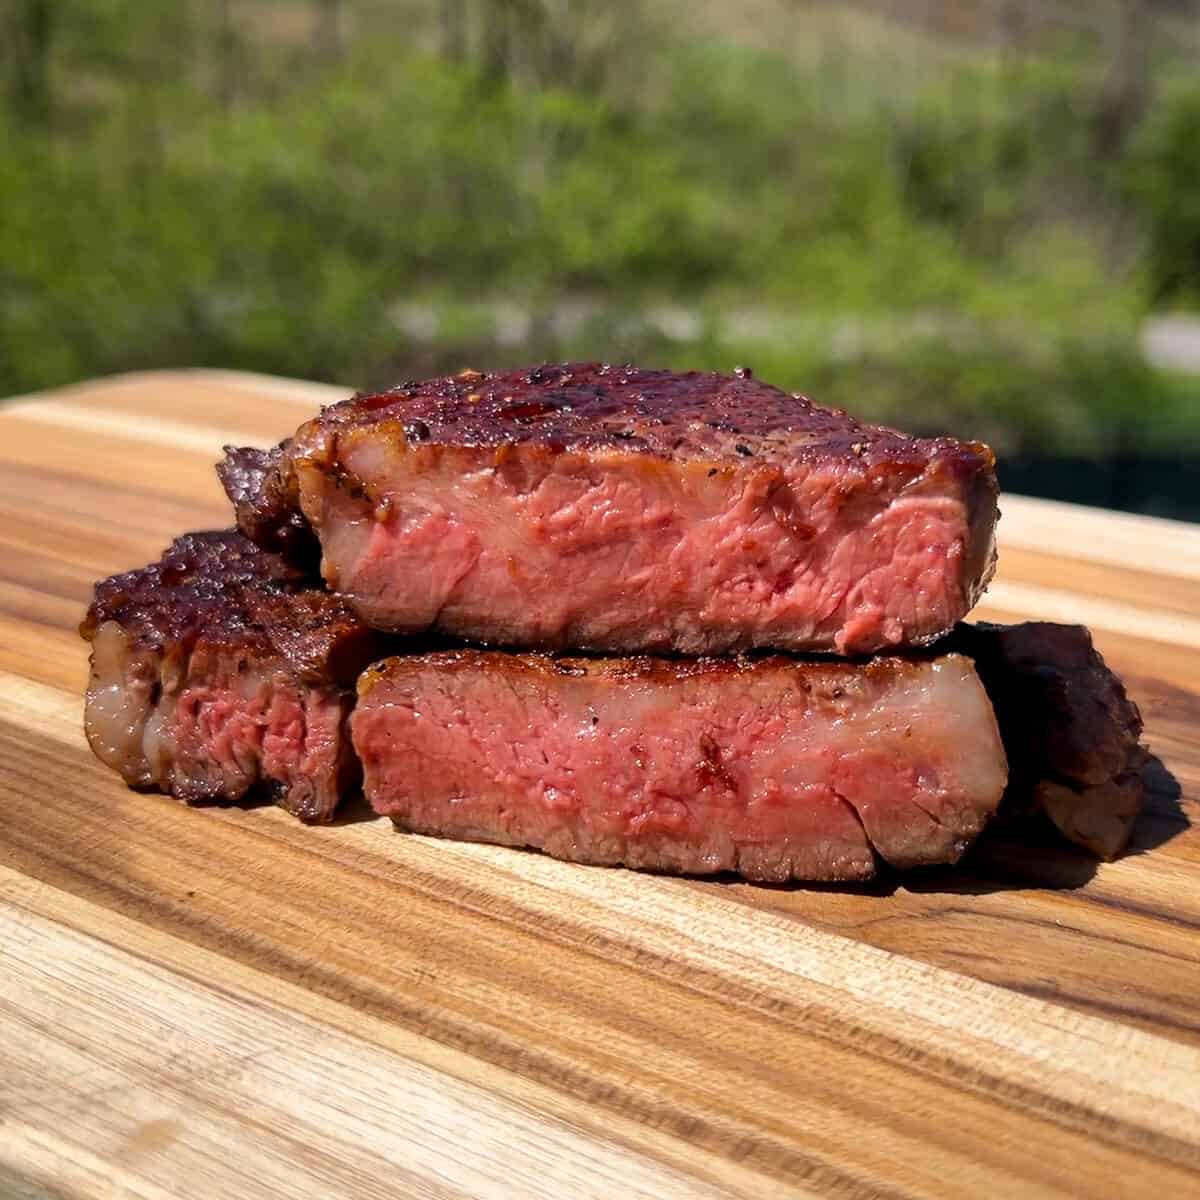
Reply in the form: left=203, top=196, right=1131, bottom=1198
left=997, top=547, right=1200, bottom=622
left=0, top=896, right=733, bottom=1200
left=0, top=432, right=230, bottom=513
left=0, top=673, right=81, bottom=733
left=0, top=867, right=785, bottom=1200
left=0, top=615, right=83, bottom=692
left=998, top=494, right=1200, bottom=583
left=983, top=579, right=1200, bottom=649
left=4, top=399, right=247, bottom=458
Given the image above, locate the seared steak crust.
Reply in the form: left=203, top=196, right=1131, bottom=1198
left=280, top=362, right=992, bottom=467
left=81, top=531, right=386, bottom=820
left=215, top=446, right=320, bottom=564
left=221, top=363, right=999, bottom=656
left=82, top=530, right=375, bottom=685
left=952, top=621, right=1148, bottom=859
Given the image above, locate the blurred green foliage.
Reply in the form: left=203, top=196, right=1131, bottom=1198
left=1128, top=80, right=1200, bottom=307
left=2, top=0, right=1199, bottom=465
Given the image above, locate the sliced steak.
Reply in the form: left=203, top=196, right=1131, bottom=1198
left=217, top=442, right=319, bottom=564
left=222, top=363, right=998, bottom=655
left=351, top=650, right=1009, bottom=882
left=952, top=621, right=1148, bottom=859
left=80, top=531, right=386, bottom=821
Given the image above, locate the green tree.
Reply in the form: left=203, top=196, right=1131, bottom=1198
left=5, top=0, right=55, bottom=120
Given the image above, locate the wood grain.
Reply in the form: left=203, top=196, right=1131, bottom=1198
left=1, top=370, right=1198, bottom=1199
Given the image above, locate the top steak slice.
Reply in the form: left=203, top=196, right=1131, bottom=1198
left=951, top=621, right=1148, bottom=859
left=220, top=363, right=998, bottom=655
left=80, top=530, right=387, bottom=821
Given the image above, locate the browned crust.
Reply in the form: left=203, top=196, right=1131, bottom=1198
left=81, top=530, right=384, bottom=687
left=320, top=363, right=994, bottom=468
left=357, top=647, right=962, bottom=698
left=962, top=465, right=1000, bottom=609
left=216, top=444, right=319, bottom=562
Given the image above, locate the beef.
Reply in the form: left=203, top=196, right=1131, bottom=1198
left=952, top=622, right=1148, bottom=859
left=80, top=531, right=387, bottom=821
left=216, top=442, right=319, bottom=563
left=221, top=363, right=998, bottom=656
left=351, top=650, right=1009, bottom=882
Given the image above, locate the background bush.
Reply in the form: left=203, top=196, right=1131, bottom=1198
left=3, top=1, right=1200, bottom=513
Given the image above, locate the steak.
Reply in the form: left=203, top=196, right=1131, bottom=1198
left=221, top=363, right=998, bottom=655
left=351, top=650, right=1009, bottom=882
left=218, top=442, right=320, bottom=564
left=80, top=531, right=386, bottom=821
left=953, top=622, right=1148, bottom=859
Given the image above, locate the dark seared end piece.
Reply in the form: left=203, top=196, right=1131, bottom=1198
left=222, top=363, right=999, bottom=655
left=217, top=444, right=319, bottom=563
left=953, top=621, right=1148, bottom=859
left=80, top=530, right=386, bottom=821
left=352, top=649, right=1008, bottom=883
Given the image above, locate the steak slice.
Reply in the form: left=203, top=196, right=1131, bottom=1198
left=80, top=530, right=386, bottom=821
left=351, top=650, right=1009, bottom=882
left=217, top=442, right=319, bottom=564
left=952, top=621, right=1149, bottom=859
left=221, top=363, right=998, bottom=655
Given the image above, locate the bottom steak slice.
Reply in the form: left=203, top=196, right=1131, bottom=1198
left=352, top=651, right=1010, bottom=882
left=80, top=531, right=386, bottom=821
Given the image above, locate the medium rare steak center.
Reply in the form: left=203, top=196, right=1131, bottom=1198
left=352, top=650, right=1008, bottom=882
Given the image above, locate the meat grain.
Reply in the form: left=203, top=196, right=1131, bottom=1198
left=352, top=650, right=1010, bottom=882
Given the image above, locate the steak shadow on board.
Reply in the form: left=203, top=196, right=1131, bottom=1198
left=219, top=363, right=999, bottom=656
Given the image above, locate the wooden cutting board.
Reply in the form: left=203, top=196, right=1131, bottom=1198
left=1, top=370, right=1199, bottom=1199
